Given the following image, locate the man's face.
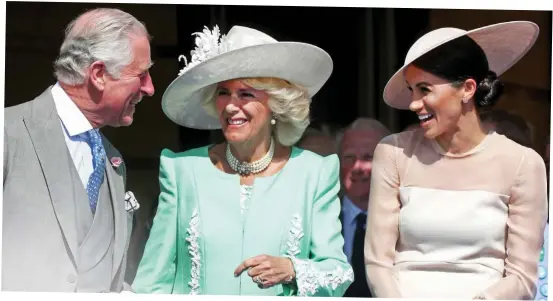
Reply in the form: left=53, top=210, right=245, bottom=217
left=339, top=129, right=382, bottom=199
left=101, top=34, right=155, bottom=127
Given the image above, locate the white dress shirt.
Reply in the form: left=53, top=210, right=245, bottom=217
left=51, top=83, right=94, bottom=189
left=341, top=196, right=367, bottom=263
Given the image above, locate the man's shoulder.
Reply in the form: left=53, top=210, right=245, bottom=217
left=5, top=87, right=54, bottom=127
left=4, top=101, right=40, bottom=142
left=5, top=101, right=33, bottom=124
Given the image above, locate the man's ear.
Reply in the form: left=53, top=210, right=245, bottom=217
left=89, top=61, right=106, bottom=91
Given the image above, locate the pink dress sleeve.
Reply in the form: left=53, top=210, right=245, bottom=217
left=364, top=135, right=402, bottom=298
left=478, top=148, right=548, bottom=300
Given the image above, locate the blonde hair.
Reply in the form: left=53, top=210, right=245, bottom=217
left=203, top=77, right=311, bottom=146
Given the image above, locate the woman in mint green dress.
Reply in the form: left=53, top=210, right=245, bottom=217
left=131, top=24, right=353, bottom=296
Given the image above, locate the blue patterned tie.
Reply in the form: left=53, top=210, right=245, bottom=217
left=85, top=129, right=106, bottom=214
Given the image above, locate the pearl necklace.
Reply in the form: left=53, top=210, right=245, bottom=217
left=226, top=138, right=275, bottom=176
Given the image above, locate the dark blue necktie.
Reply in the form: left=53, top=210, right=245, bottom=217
left=345, top=212, right=372, bottom=297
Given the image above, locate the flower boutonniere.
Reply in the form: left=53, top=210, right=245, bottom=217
left=110, top=157, right=123, bottom=169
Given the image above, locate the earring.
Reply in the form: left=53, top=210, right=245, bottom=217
left=270, top=118, right=276, bottom=125
left=462, top=98, right=468, bottom=104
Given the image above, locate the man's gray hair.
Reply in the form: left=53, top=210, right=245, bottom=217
left=53, top=8, right=149, bottom=85
left=336, top=117, right=391, bottom=152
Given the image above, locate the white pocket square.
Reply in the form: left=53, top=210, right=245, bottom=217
left=125, top=191, right=140, bottom=213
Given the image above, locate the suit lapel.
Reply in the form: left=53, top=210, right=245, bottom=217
left=23, top=88, right=79, bottom=263
left=102, top=137, right=127, bottom=278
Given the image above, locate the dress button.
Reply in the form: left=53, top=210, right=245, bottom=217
left=539, top=265, right=547, bottom=279
left=540, top=283, right=548, bottom=297
left=67, top=274, right=77, bottom=283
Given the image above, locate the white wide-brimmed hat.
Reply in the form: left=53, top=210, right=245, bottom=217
left=383, top=21, right=539, bottom=110
left=162, top=25, right=333, bottom=129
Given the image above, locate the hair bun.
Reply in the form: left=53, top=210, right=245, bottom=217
left=474, top=71, right=504, bottom=108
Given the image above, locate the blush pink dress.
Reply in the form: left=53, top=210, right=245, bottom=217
left=364, top=129, right=548, bottom=299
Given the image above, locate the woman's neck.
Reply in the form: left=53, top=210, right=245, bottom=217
left=435, top=111, right=488, bottom=155
left=229, top=135, right=272, bottom=163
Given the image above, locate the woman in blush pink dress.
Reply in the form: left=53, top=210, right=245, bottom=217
left=364, top=21, right=548, bottom=299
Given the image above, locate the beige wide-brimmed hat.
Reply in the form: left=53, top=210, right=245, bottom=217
left=383, top=21, right=539, bottom=110
left=162, top=25, right=333, bottom=129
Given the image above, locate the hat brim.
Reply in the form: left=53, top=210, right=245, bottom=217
left=162, top=42, right=333, bottom=129
left=383, top=21, right=540, bottom=110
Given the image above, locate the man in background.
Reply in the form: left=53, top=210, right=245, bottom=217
left=338, top=117, right=391, bottom=298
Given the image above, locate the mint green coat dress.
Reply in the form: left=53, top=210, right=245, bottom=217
left=132, top=146, right=353, bottom=296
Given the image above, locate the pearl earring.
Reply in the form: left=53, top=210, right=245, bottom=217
left=462, top=98, right=468, bottom=104
left=270, top=118, right=276, bottom=125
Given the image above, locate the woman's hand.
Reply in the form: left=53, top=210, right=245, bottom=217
left=234, top=254, right=296, bottom=288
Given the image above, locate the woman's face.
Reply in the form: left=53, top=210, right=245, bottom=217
left=404, top=64, right=467, bottom=140
left=215, top=79, right=272, bottom=144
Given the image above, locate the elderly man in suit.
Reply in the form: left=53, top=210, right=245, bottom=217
left=3, top=8, right=154, bottom=292
left=338, top=118, right=391, bottom=298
